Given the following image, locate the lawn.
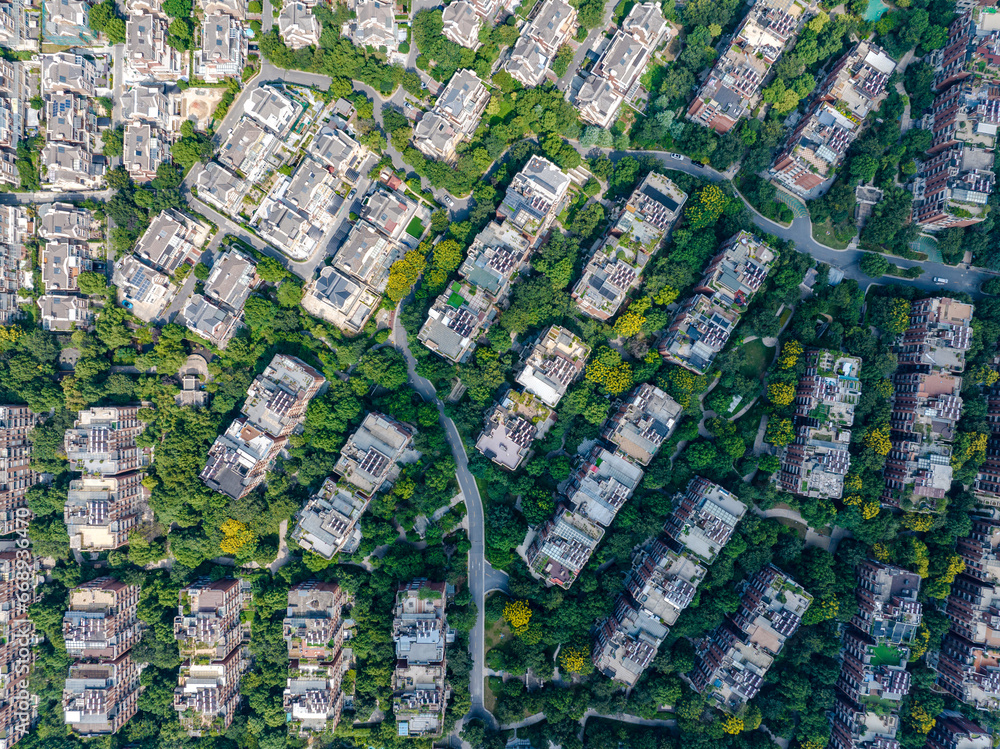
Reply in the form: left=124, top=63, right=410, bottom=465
left=812, top=217, right=855, bottom=250
left=405, top=216, right=425, bottom=239
left=739, top=339, right=776, bottom=380
left=871, top=643, right=902, bottom=666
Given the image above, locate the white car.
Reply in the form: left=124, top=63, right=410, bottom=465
left=444, top=196, right=454, bottom=207
left=933, top=277, right=948, bottom=284
left=670, top=153, right=683, bottom=160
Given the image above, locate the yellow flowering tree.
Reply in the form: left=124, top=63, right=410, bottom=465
left=910, top=623, right=931, bottom=659
left=559, top=645, right=592, bottom=675
left=0, top=325, right=21, bottom=353
left=873, top=378, right=894, bottom=399
left=883, top=298, right=912, bottom=336
left=902, top=513, right=935, bottom=532
left=613, top=298, right=651, bottom=339
left=503, top=600, right=532, bottom=633
left=385, top=249, right=427, bottom=303
left=653, top=286, right=678, bottom=306
left=804, top=595, right=839, bottom=625
left=864, top=427, right=891, bottom=456
left=952, top=432, right=988, bottom=471
left=220, top=519, right=254, bottom=555
left=844, top=474, right=863, bottom=493
left=778, top=339, right=804, bottom=370
left=586, top=347, right=633, bottom=395
left=768, top=382, right=795, bottom=407
left=842, top=494, right=862, bottom=506
left=907, top=704, right=936, bottom=734
left=765, top=418, right=795, bottom=447
left=721, top=715, right=744, bottom=734
left=661, top=367, right=696, bottom=407
left=968, top=364, right=999, bottom=387
left=873, top=542, right=890, bottom=561
left=684, top=185, right=728, bottom=229
left=926, top=555, right=965, bottom=599
left=861, top=501, right=881, bottom=520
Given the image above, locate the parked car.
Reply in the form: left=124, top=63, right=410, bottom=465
left=348, top=188, right=357, bottom=200
left=933, top=277, right=949, bottom=284
left=444, top=195, right=454, bottom=207
left=670, top=153, right=683, bottom=160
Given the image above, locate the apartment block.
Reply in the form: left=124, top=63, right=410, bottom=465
left=911, top=143, right=995, bottom=230
left=931, top=8, right=1000, bottom=93
left=854, top=561, right=923, bottom=644
left=829, top=694, right=902, bottom=749
left=772, top=42, right=896, bottom=195
left=566, top=446, right=644, bottom=527
left=601, top=383, right=682, bottom=466
left=496, top=155, right=572, bottom=246
left=925, top=712, right=993, bottom=749
left=475, top=390, right=553, bottom=471
left=931, top=631, right=1000, bottom=711
left=282, top=581, right=344, bottom=734
left=174, top=646, right=249, bottom=736
left=202, top=354, right=325, bottom=499
left=62, top=579, right=142, bottom=661
left=64, top=407, right=152, bottom=477
left=126, top=14, right=184, bottom=80
left=776, top=350, right=861, bottom=500
left=64, top=474, right=148, bottom=552
left=923, top=80, right=1000, bottom=157
left=515, top=325, right=591, bottom=408
left=662, top=476, right=748, bottom=564
left=63, top=653, right=141, bottom=737
left=293, top=478, right=373, bottom=558
left=392, top=580, right=450, bottom=738
left=525, top=509, right=605, bottom=589
left=573, top=173, right=686, bottom=320
left=594, top=537, right=708, bottom=686
left=133, top=209, right=208, bottom=276
left=418, top=280, right=497, bottom=363
left=689, top=565, right=812, bottom=712
left=687, top=0, right=810, bottom=133
left=659, top=231, right=776, bottom=375
left=413, top=69, right=490, bottom=162
left=0, top=406, right=40, bottom=535
left=456, top=220, right=532, bottom=305
left=976, top=391, right=1000, bottom=504
left=503, top=0, right=576, bottom=86
left=576, top=2, right=668, bottom=127
left=883, top=297, right=973, bottom=512
left=332, top=412, right=415, bottom=498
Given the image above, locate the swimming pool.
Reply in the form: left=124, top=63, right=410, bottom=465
left=864, top=0, right=890, bottom=22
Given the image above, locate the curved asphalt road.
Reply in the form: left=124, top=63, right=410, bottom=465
left=390, top=312, right=502, bottom=731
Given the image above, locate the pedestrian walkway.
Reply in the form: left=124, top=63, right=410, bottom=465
left=774, top=188, right=810, bottom=219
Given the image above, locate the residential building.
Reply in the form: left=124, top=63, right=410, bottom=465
left=332, top=220, right=399, bottom=293
left=777, top=350, right=862, bottom=500
left=310, top=123, right=365, bottom=180
left=621, top=1, right=669, bottom=49
left=361, top=187, right=419, bottom=243
left=45, top=92, right=97, bottom=146
left=942, top=515, right=1000, bottom=648
left=44, top=0, right=93, bottom=45
left=525, top=509, right=605, bottom=589
left=662, top=476, right=748, bottom=563
left=442, top=0, right=482, bottom=49
left=179, top=294, right=241, bottom=348
left=62, top=579, right=142, bottom=661
left=204, top=248, right=258, bottom=312
left=575, top=77, right=625, bottom=129
left=200, top=418, right=282, bottom=499
left=503, top=0, right=576, bottom=86
left=594, top=539, right=707, bottom=686
left=255, top=200, right=324, bottom=261
left=123, top=122, right=166, bottom=183
left=577, top=17, right=658, bottom=127
left=333, top=412, right=416, bottom=498
left=392, top=580, right=450, bottom=738
left=64, top=407, right=152, bottom=477
left=911, top=144, right=995, bottom=230
left=40, top=240, right=90, bottom=293
left=293, top=478, right=374, bottom=558
left=349, top=0, right=398, bottom=53
left=126, top=14, right=184, bottom=79
left=931, top=8, right=1000, bottom=93
left=200, top=14, right=247, bottom=82
left=195, top=161, right=244, bottom=215
left=566, top=445, right=644, bottom=529
left=601, top=383, right=682, bottom=466
left=63, top=653, right=141, bottom=737
left=0, top=241, right=27, bottom=327
left=829, top=695, right=902, bottom=749
left=0, top=406, right=40, bottom=536
left=883, top=297, right=973, bottom=512
left=687, top=0, right=809, bottom=133
left=243, top=85, right=301, bottom=136
left=64, top=474, right=148, bottom=551
left=122, top=83, right=173, bottom=129
left=659, top=231, right=777, bottom=374
left=40, top=144, right=104, bottom=190
left=413, top=69, right=490, bottom=162
left=218, top=118, right=278, bottom=180
left=573, top=173, right=686, bottom=320
left=496, top=155, right=571, bottom=245
left=924, top=80, right=1000, bottom=156
left=515, top=325, right=591, bottom=407
left=282, top=582, right=344, bottom=734
left=38, top=202, right=94, bottom=241
left=418, top=280, right=497, bottom=363
left=475, top=391, right=553, bottom=471
left=853, top=561, right=923, bottom=644
left=112, top=254, right=177, bottom=323
left=925, top=712, right=993, bottom=749
left=279, top=1, right=320, bottom=48
left=284, top=157, right=338, bottom=227
left=41, top=52, right=97, bottom=97
left=457, top=220, right=532, bottom=305
left=976, top=391, right=1000, bottom=504
left=931, top=631, right=1000, bottom=711
left=133, top=209, right=208, bottom=276
left=38, top=294, right=92, bottom=331
left=689, top=565, right=812, bottom=712
left=174, top=578, right=250, bottom=661
left=301, top=267, right=380, bottom=334
left=772, top=42, right=896, bottom=195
